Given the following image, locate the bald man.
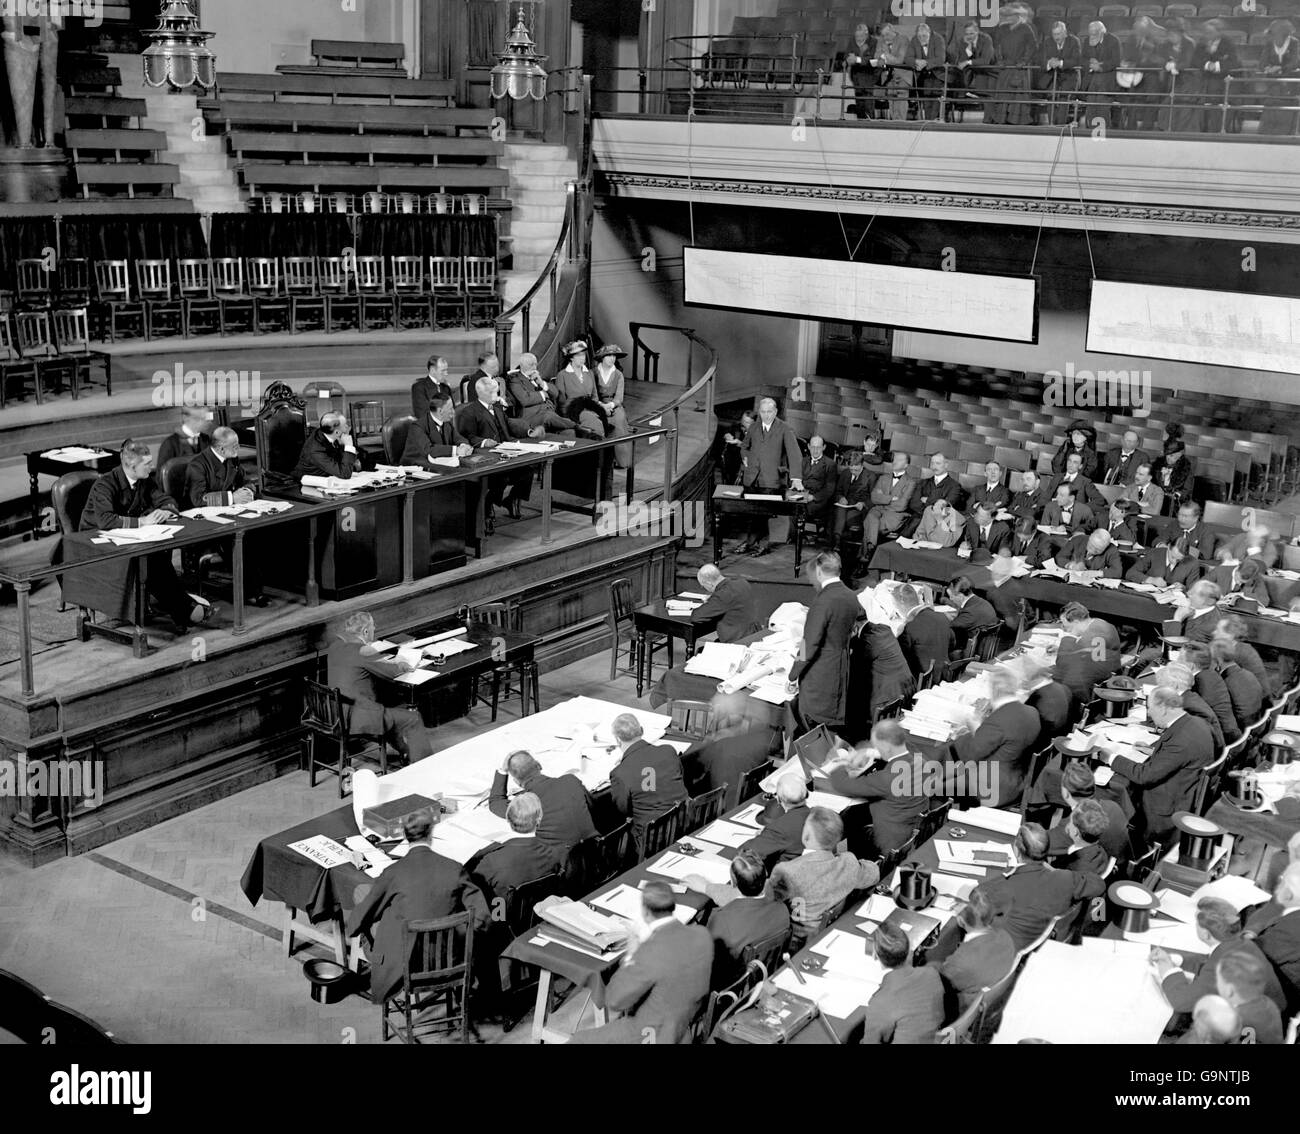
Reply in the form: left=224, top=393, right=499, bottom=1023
left=739, top=397, right=803, bottom=552
left=505, top=352, right=576, bottom=435
left=1053, top=528, right=1122, bottom=578
left=293, top=411, right=358, bottom=480
left=1176, top=995, right=1241, bottom=1045
left=739, top=773, right=811, bottom=870
left=1102, top=431, right=1150, bottom=486
left=185, top=425, right=266, bottom=604
left=458, top=376, right=534, bottom=522
left=690, top=564, right=758, bottom=643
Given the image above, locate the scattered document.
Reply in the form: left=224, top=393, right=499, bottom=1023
left=931, top=873, right=978, bottom=901
left=697, top=819, right=759, bottom=849
left=947, top=806, right=1022, bottom=837
left=287, top=835, right=353, bottom=869
left=731, top=802, right=766, bottom=828
left=647, top=851, right=733, bottom=887
left=1192, top=875, right=1271, bottom=912
left=761, top=755, right=805, bottom=795
left=394, top=669, right=440, bottom=686
left=590, top=883, right=696, bottom=925
left=856, top=894, right=898, bottom=922
left=806, top=790, right=856, bottom=814
left=344, top=835, right=394, bottom=879
left=42, top=446, right=111, bottom=462
left=772, top=967, right=879, bottom=1019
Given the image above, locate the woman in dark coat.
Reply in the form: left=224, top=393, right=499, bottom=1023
left=1050, top=420, right=1100, bottom=479
left=1151, top=425, right=1193, bottom=506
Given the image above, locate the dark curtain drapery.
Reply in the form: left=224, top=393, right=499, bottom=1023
left=60, top=214, right=208, bottom=266
left=208, top=214, right=353, bottom=260
left=355, top=215, right=495, bottom=260
left=0, top=218, right=58, bottom=292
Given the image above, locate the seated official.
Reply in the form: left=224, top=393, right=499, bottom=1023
left=411, top=353, right=456, bottom=420
left=910, top=453, right=967, bottom=522
left=860, top=923, right=945, bottom=1045
left=1051, top=601, right=1121, bottom=705
left=1151, top=430, right=1193, bottom=504
left=1022, top=658, right=1075, bottom=749
left=1006, top=515, right=1051, bottom=566
left=705, top=851, right=791, bottom=987
left=936, top=888, right=1017, bottom=1014
left=1176, top=996, right=1241, bottom=1045
left=1214, top=556, right=1272, bottom=607
left=860, top=451, right=915, bottom=550
left=401, top=390, right=474, bottom=467
left=1040, top=483, right=1095, bottom=539
left=959, top=502, right=1012, bottom=556
left=739, top=774, right=810, bottom=869
left=801, top=434, right=838, bottom=528
left=1052, top=529, right=1122, bottom=578
left=488, top=750, right=597, bottom=861
left=1212, top=952, right=1285, bottom=1044
left=967, top=460, right=1011, bottom=515
left=505, top=352, right=576, bottom=435
left=293, top=412, right=359, bottom=480
left=1124, top=538, right=1204, bottom=590
left=465, top=792, right=559, bottom=906
left=459, top=376, right=536, bottom=522
left=80, top=438, right=210, bottom=635
left=1153, top=896, right=1287, bottom=1021
left=1170, top=579, right=1225, bottom=642
left=1117, top=462, right=1164, bottom=517
left=822, top=720, right=929, bottom=857
left=854, top=618, right=917, bottom=721
left=185, top=426, right=267, bottom=606
left=1047, top=798, right=1112, bottom=877
left=1212, top=614, right=1274, bottom=699
left=1097, top=686, right=1215, bottom=842
left=953, top=667, right=1040, bottom=808
left=1101, top=431, right=1150, bottom=487
left=158, top=406, right=212, bottom=468
left=609, top=713, right=688, bottom=855
left=973, top=823, right=1105, bottom=950
left=690, top=563, right=759, bottom=644
left=914, top=497, right=964, bottom=547
left=1180, top=642, right=1240, bottom=744
left=769, top=807, right=880, bottom=941
left=1157, top=661, right=1225, bottom=750
left=1252, top=862, right=1300, bottom=1013
left=944, top=576, right=998, bottom=657
left=1049, top=451, right=1106, bottom=512
left=1048, top=760, right=1132, bottom=862
left=1170, top=500, right=1219, bottom=564
left=1007, top=468, right=1052, bottom=522
left=326, top=611, right=435, bottom=762
left=1211, top=639, right=1263, bottom=732
left=1217, top=525, right=1281, bottom=570
left=345, top=809, right=490, bottom=1005
left=834, top=449, right=884, bottom=543
left=1104, top=500, right=1140, bottom=544
left=569, top=881, right=712, bottom=1045
left=899, top=584, right=954, bottom=681
left=679, top=693, right=781, bottom=811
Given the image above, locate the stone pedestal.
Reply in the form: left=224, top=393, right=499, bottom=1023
left=0, top=148, right=70, bottom=204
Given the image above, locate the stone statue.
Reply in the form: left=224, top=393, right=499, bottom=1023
left=3, top=6, right=61, bottom=149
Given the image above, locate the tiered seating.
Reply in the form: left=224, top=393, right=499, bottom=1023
left=278, top=39, right=409, bottom=76
left=61, top=62, right=178, bottom=200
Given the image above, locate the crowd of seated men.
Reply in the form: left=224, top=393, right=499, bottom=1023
left=818, top=3, right=1298, bottom=133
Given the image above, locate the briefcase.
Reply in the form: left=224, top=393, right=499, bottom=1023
left=361, top=794, right=442, bottom=840
left=716, top=987, right=818, bottom=1044
left=793, top=724, right=843, bottom=772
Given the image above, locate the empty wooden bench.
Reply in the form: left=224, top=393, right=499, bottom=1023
left=199, top=100, right=495, bottom=137
left=215, top=70, right=456, bottom=106
left=276, top=39, right=407, bottom=76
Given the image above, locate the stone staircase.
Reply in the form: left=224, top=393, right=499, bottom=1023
left=108, top=53, right=244, bottom=213
left=498, top=140, right=578, bottom=359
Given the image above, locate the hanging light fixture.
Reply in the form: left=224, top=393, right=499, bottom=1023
left=143, top=0, right=217, bottom=92
left=490, top=4, right=547, bottom=101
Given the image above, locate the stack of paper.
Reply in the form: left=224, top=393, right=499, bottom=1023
left=697, top=818, right=760, bottom=848
left=343, top=835, right=394, bottom=879
left=97, top=524, right=183, bottom=546
left=685, top=642, right=751, bottom=679
left=42, top=446, right=111, bottom=462
left=589, top=883, right=696, bottom=925
left=810, top=928, right=887, bottom=985
left=947, top=807, right=1022, bottom=836
left=647, top=850, right=733, bottom=887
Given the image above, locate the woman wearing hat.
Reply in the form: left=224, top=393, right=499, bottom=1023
left=1150, top=424, right=1192, bottom=506
left=593, top=344, right=633, bottom=467
left=1050, top=420, right=1099, bottom=479
left=1258, top=19, right=1300, bottom=136
left=552, top=340, right=606, bottom=440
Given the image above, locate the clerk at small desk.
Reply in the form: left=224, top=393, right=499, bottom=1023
left=80, top=438, right=210, bottom=635
left=690, top=563, right=758, bottom=644
left=292, top=412, right=358, bottom=480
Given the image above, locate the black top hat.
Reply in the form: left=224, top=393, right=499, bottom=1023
left=1172, top=811, right=1225, bottom=865
left=893, top=861, right=935, bottom=910
left=1108, top=880, right=1158, bottom=934
left=1262, top=731, right=1296, bottom=765
left=1053, top=734, right=1097, bottom=759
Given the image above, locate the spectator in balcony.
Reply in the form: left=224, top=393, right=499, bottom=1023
left=861, top=429, right=886, bottom=473
left=1193, top=19, right=1239, bottom=133
left=593, top=344, right=633, bottom=467
left=1081, top=21, right=1122, bottom=128
left=1151, top=425, right=1193, bottom=505
left=1050, top=420, right=1099, bottom=480
left=552, top=340, right=605, bottom=440
left=839, top=22, right=879, bottom=119
left=1122, top=17, right=1169, bottom=131
left=1038, top=20, right=1082, bottom=126
left=873, top=23, right=912, bottom=121
left=1161, top=17, right=1203, bottom=132
left=948, top=21, right=998, bottom=107
left=1257, top=19, right=1300, bottom=136
left=990, top=3, right=1039, bottom=126
left=906, top=22, right=947, bottom=120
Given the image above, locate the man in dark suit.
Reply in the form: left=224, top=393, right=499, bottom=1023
left=1124, top=541, right=1205, bottom=589
left=792, top=552, right=861, bottom=730
left=465, top=791, right=560, bottom=905
left=1081, top=19, right=1123, bottom=126
left=459, top=350, right=499, bottom=405
left=967, top=461, right=1011, bottom=515
left=504, top=351, right=576, bottom=435
left=800, top=434, right=838, bottom=528
left=1026, top=665, right=1075, bottom=750
left=974, top=824, right=1105, bottom=950
left=859, top=451, right=913, bottom=550
left=1053, top=529, right=1123, bottom=578
left=570, top=882, right=713, bottom=1044
left=1040, top=483, right=1095, bottom=539
left=911, top=453, right=967, bottom=518
left=739, top=397, right=804, bottom=553
left=1253, top=863, right=1300, bottom=1012
left=400, top=390, right=474, bottom=466
left=945, top=576, right=998, bottom=658
left=411, top=354, right=456, bottom=420
left=609, top=713, right=688, bottom=854
left=1174, top=579, right=1226, bottom=644
left=488, top=750, right=597, bottom=860
left=1007, top=516, right=1052, bottom=567
left=1101, top=431, right=1149, bottom=486
left=1158, top=662, right=1225, bottom=750
left=679, top=694, right=780, bottom=811
left=1051, top=760, right=1132, bottom=862
left=690, top=564, right=758, bottom=644
left=185, top=426, right=267, bottom=605
left=292, top=412, right=359, bottom=480
left=80, top=439, right=207, bottom=634
left=1213, top=614, right=1275, bottom=700
left=1171, top=501, right=1219, bottom=564
left=860, top=923, right=945, bottom=1044
left=1046, top=799, right=1112, bottom=877
left=960, top=502, right=1012, bottom=557
left=1102, top=686, right=1215, bottom=841
left=900, top=588, right=955, bottom=682
left=1050, top=452, right=1106, bottom=511
left=739, top=773, right=809, bottom=869
left=936, top=888, right=1017, bottom=1013
left=1211, top=639, right=1263, bottom=732
left=706, top=851, right=791, bottom=987
left=1051, top=602, right=1122, bottom=705
left=953, top=667, right=1041, bottom=808
left=1104, top=500, right=1140, bottom=544
left=458, top=376, right=534, bottom=520
left=1182, top=642, right=1241, bottom=744
left=1007, top=468, right=1052, bottom=522
left=823, top=719, right=929, bottom=857
left=157, top=407, right=212, bottom=468
left=326, top=611, right=434, bottom=761
left=345, top=808, right=490, bottom=1004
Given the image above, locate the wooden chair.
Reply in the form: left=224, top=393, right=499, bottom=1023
left=915, top=798, right=952, bottom=845
left=253, top=382, right=308, bottom=488
left=942, top=655, right=977, bottom=683
left=429, top=255, right=466, bottom=329
left=463, top=255, right=501, bottom=327
left=14, top=311, right=63, bottom=402
left=685, top=784, right=729, bottom=833
left=565, top=819, right=634, bottom=896
left=301, top=381, right=347, bottom=427
left=92, top=260, right=146, bottom=341
left=737, top=759, right=774, bottom=805
left=872, top=695, right=908, bottom=725
left=641, top=800, right=689, bottom=860
left=318, top=256, right=359, bottom=331
left=607, top=577, right=670, bottom=682
left=696, top=960, right=767, bottom=1042
left=50, top=308, right=112, bottom=399
left=381, top=914, right=476, bottom=1044
left=55, top=257, right=92, bottom=309
left=210, top=258, right=255, bottom=335
left=355, top=255, right=395, bottom=330
left=971, top=622, right=1004, bottom=662
left=283, top=257, right=324, bottom=332
left=875, top=832, right=919, bottom=886
left=460, top=601, right=538, bottom=720
left=176, top=258, right=222, bottom=336
left=352, top=399, right=387, bottom=445
left=789, top=891, right=851, bottom=952
left=0, top=314, right=40, bottom=407
left=15, top=258, right=52, bottom=310
left=1193, top=748, right=1233, bottom=816
left=668, top=698, right=715, bottom=738
left=916, top=661, right=939, bottom=691
left=390, top=255, right=429, bottom=329
left=971, top=961, right=1021, bottom=1043
left=497, top=868, right=566, bottom=1031
left=247, top=257, right=292, bottom=333
left=301, top=677, right=389, bottom=797
left=937, top=989, right=986, bottom=1044
left=134, top=259, right=183, bottom=340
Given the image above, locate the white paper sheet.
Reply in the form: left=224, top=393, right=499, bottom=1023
left=697, top=819, right=759, bottom=849
left=589, top=883, right=696, bottom=924
left=287, top=835, right=352, bottom=869
left=647, top=851, right=733, bottom=886
left=806, top=790, right=856, bottom=814
left=1192, top=875, right=1272, bottom=912
left=394, top=668, right=440, bottom=685
left=730, top=802, right=766, bottom=828
left=947, top=806, right=1022, bottom=837
left=771, top=968, right=879, bottom=1019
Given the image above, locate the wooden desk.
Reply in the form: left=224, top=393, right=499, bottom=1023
left=632, top=601, right=722, bottom=698
left=711, top=486, right=807, bottom=577
left=28, top=447, right=120, bottom=538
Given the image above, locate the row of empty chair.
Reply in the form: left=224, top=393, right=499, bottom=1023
left=0, top=309, right=111, bottom=408
left=248, top=191, right=496, bottom=216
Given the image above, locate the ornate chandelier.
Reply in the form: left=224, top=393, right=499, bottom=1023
left=142, top=1, right=217, bottom=92
left=490, top=4, right=547, bottom=101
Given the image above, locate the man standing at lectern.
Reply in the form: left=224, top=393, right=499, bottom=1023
left=736, top=397, right=803, bottom=556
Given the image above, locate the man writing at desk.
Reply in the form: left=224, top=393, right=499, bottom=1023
left=400, top=390, right=473, bottom=467
left=185, top=425, right=268, bottom=607
left=293, top=412, right=358, bottom=480
left=80, top=438, right=211, bottom=635
left=459, top=376, right=537, bottom=525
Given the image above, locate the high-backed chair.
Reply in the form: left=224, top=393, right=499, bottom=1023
left=210, top=257, right=255, bottom=335
left=381, top=914, right=476, bottom=1044
left=92, top=260, right=145, bottom=341
left=0, top=314, right=39, bottom=407
left=176, top=258, right=222, bottom=336
left=381, top=414, right=416, bottom=465
left=50, top=307, right=112, bottom=398
left=135, top=259, right=183, bottom=339
left=254, top=382, right=308, bottom=488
